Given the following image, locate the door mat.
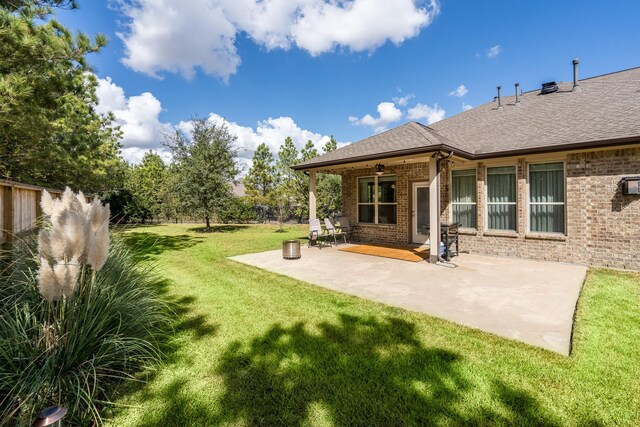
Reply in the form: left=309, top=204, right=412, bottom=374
left=339, top=244, right=429, bottom=262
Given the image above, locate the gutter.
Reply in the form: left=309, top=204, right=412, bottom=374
left=291, top=143, right=474, bottom=171
left=472, top=135, right=640, bottom=160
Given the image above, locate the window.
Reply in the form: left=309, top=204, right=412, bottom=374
left=451, top=169, right=477, bottom=228
left=487, top=166, right=517, bottom=230
left=529, top=162, right=565, bottom=233
left=357, top=175, right=397, bottom=224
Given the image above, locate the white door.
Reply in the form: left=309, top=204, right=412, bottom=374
left=412, top=182, right=430, bottom=244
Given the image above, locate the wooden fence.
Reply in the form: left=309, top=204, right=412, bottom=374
left=0, top=179, right=63, bottom=244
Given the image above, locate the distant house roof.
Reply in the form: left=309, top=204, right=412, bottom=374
left=294, top=66, right=640, bottom=170
left=232, top=181, right=246, bottom=197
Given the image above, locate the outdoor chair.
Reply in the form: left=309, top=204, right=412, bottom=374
left=336, top=216, right=354, bottom=243
left=308, top=218, right=331, bottom=248
left=324, top=218, right=347, bottom=245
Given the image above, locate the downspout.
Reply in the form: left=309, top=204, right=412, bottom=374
left=435, top=151, right=454, bottom=263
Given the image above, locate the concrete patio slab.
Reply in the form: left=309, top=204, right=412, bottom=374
left=229, top=245, right=587, bottom=355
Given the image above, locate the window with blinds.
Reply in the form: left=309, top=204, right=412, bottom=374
left=487, top=166, right=517, bottom=231
left=529, top=162, right=565, bottom=233
left=451, top=169, right=477, bottom=228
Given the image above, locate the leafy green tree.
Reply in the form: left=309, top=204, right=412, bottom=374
left=164, top=118, right=239, bottom=230
left=126, top=151, right=167, bottom=222
left=159, top=164, right=183, bottom=223
left=244, top=143, right=275, bottom=208
left=216, top=196, right=257, bottom=224
left=0, top=2, right=122, bottom=191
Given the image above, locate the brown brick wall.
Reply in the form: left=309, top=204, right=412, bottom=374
left=341, top=161, right=449, bottom=246
left=340, top=147, right=640, bottom=270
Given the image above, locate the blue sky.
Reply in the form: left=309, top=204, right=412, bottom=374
left=57, top=0, right=640, bottom=166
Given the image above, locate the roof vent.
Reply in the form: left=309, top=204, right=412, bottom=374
left=540, top=81, right=559, bottom=95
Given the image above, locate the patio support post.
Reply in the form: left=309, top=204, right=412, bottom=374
left=428, top=156, right=440, bottom=263
left=309, top=170, right=317, bottom=221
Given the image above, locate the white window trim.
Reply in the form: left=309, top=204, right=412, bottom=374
left=526, top=161, right=567, bottom=235
left=451, top=168, right=478, bottom=229
left=485, top=164, right=518, bottom=231
left=356, top=174, right=397, bottom=225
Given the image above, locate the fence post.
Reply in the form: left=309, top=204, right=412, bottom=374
left=2, top=185, right=13, bottom=244
left=35, top=189, right=43, bottom=226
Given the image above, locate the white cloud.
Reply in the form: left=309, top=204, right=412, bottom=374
left=407, top=103, right=445, bottom=124
left=449, top=84, right=468, bottom=97
left=117, top=0, right=440, bottom=80
left=393, top=94, right=415, bottom=106
left=204, top=114, right=337, bottom=161
left=95, top=76, right=172, bottom=162
left=96, top=77, right=346, bottom=167
left=175, top=113, right=346, bottom=175
left=349, top=101, right=403, bottom=132
left=120, top=147, right=172, bottom=164
left=462, top=102, right=473, bottom=111
left=290, top=0, right=439, bottom=55
left=486, top=44, right=502, bottom=58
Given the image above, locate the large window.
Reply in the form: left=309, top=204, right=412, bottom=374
left=451, top=169, right=477, bottom=228
left=487, top=166, right=517, bottom=230
left=529, top=162, right=565, bottom=233
left=357, top=175, right=397, bottom=224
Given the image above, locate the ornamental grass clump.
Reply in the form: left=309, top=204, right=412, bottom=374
left=37, top=188, right=110, bottom=301
left=0, top=189, right=170, bottom=426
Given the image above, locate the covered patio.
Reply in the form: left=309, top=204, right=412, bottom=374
left=230, top=245, right=587, bottom=355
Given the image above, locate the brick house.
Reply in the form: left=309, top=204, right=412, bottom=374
left=293, top=62, right=640, bottom=270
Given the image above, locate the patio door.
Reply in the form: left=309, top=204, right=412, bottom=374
left=412, top=182, right=430, bottom=245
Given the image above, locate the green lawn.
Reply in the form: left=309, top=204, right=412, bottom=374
left=108, top=224, right=640, bottom=426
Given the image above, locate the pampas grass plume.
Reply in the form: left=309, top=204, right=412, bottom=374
left=57, top=259, right=80, bottom=298
left=87, top=223, right=109, bottom=272
left=38, top=260, right=62, bottom=302
left=61, top=210, right=89, bottom=260
left=40, top=190, right=53, bottom=216
left=37, top=188, right=111, bottom=300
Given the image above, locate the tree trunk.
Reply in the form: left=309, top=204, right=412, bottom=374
left=205, top=216, right=210, bottom=230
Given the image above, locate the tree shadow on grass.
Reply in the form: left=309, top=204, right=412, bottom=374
left=211, top=314, right=561, bottom=426
left=106, top=280, right=220, bottom=421
left=152, top=283, right=219, bottom=347
left=119, top=232, right=204, bottom=262
left=188, top=225, right=250, bottom=233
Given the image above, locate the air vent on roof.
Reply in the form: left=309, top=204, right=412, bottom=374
left=540, top=81, right=559, bottom=94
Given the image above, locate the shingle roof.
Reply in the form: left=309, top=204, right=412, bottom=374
left=294, top=122, right=464, bottom=169
left=294, top=66, right=640, bottom=170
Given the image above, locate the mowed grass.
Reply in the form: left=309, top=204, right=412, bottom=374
left=107, top=224, right=640, bottom=426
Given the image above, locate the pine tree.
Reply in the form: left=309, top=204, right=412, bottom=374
left=244, top=143, right=275, bottom=213
left=318, top=136, right=342, bottom=219
left=0, top=2, right=121, bottom=191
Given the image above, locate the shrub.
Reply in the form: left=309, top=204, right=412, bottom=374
left=0, top=190, right=170, bottom=425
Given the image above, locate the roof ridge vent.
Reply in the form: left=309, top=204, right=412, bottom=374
left=540, top=81, right=558, bottom=95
